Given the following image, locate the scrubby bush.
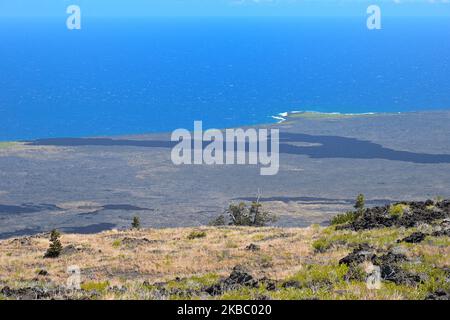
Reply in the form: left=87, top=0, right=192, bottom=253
left=187, top=231, right=207, bottom=240
left=312, top=238, right=332, bottom=253
left=131, top=216, right=141, bottom=229
left=226, top=201, right=277, bottom=227
left=331, top=211, right=361, bottom=226
left=389, top=204, right=406, bottom=218
left=112, top=239, right=122, bottom=248
left=44, top=229, right=62, bottom=258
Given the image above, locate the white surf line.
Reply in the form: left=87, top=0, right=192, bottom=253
left=272, top=110, right=383, bottom=124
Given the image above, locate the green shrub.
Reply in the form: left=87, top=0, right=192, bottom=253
left=331, top=211, right=361, bottom=226
left=112, top=239, right=122, bottom=248
left=187, top=231, right=207, bottom=240
left=312, top=238, right=332, bottom=253
left=44, top=229, right=63, bottom=258
left=389, top=204, right=407, bottom=218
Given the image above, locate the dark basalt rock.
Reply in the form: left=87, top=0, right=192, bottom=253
left=205, top=265, right=259, bottom=296
left=425, top=290, right=450, bottom=300
left=37, top=269, right=49, bottom=276
left=372, top=251, right=408, bottom=265
left=281, top=280, right=301, bottom=289
left=0, top=286, right=80, bottom=300
left=431, top=219, right=450, bottom=237
left=398, top=232, right=427, bottom=244
left=339, top=243, right=376, bottom=266
left=342, top=200, right=450, bottom=231
left=245, top=243, right=261, bottom=251
left=431, top=229, right=450, bottom=237
left=339, top=246, right=423, bottom=286
left=379, top=264, right=424, bottom=286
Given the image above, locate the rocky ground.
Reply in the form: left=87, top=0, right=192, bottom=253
left=0, top=199, right=448, bottom=300
left=1, top=111, right=450, bottom=238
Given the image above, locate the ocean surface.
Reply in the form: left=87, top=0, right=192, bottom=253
left=0, top=16, right=449, bottom=141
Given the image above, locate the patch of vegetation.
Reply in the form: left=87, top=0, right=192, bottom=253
left=187, top=230, right=207, bottom=240
left=166, top=273, right=221, bottom=291
left=401, top=262, right=449, bottom=295
left=251, top=233, right=266, bottom=241
left=44, top=229, right=62, bottom=258
left=81, top=281, right=110, bottom=293
left=388, top=204, right=408, bottom=218
left=318, top=226, right=406, bottom=248
left=288, top=264, right=349, bottom=286
left=225, top=240, right=238, bottom=248
left=112, top=239, right=122, bottom=248
left=331, top=211, right=361, bottom=226
left=329, top=194, right=365, bottom=226
left=312, top=238, right=332, bottom=253
left=131, top=216, right=141, bottom=229
left=426, top=235, right=450, bottom=247
left=226, top=201, right=277, bottom=227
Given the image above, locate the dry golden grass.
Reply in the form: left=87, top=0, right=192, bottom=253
left=0, top=226, right=316, bottom=287
left=0, top=225, right=448, bottom=300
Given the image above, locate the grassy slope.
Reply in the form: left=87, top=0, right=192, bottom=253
left=0, top=224, right=448, bottom=300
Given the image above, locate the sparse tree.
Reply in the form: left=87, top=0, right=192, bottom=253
left=226, top=201, right=277, bottom=227
left=354, top=194, right=365, bottom=212
left=131, top=216, right=141, bottom=229
left=44, top=229, right=63, bottom=258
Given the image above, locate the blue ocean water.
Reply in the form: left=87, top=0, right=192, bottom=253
left=0, top=17, right=449, bottom=141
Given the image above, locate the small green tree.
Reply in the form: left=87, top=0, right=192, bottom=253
left=131, top=216, right=141, bottom=229
left=44, top=229, right=62, bottom=258
left=354, top=194, right=365, bottom=212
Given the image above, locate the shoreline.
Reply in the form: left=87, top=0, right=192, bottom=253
left=1, top=109, right=449, bottom=143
